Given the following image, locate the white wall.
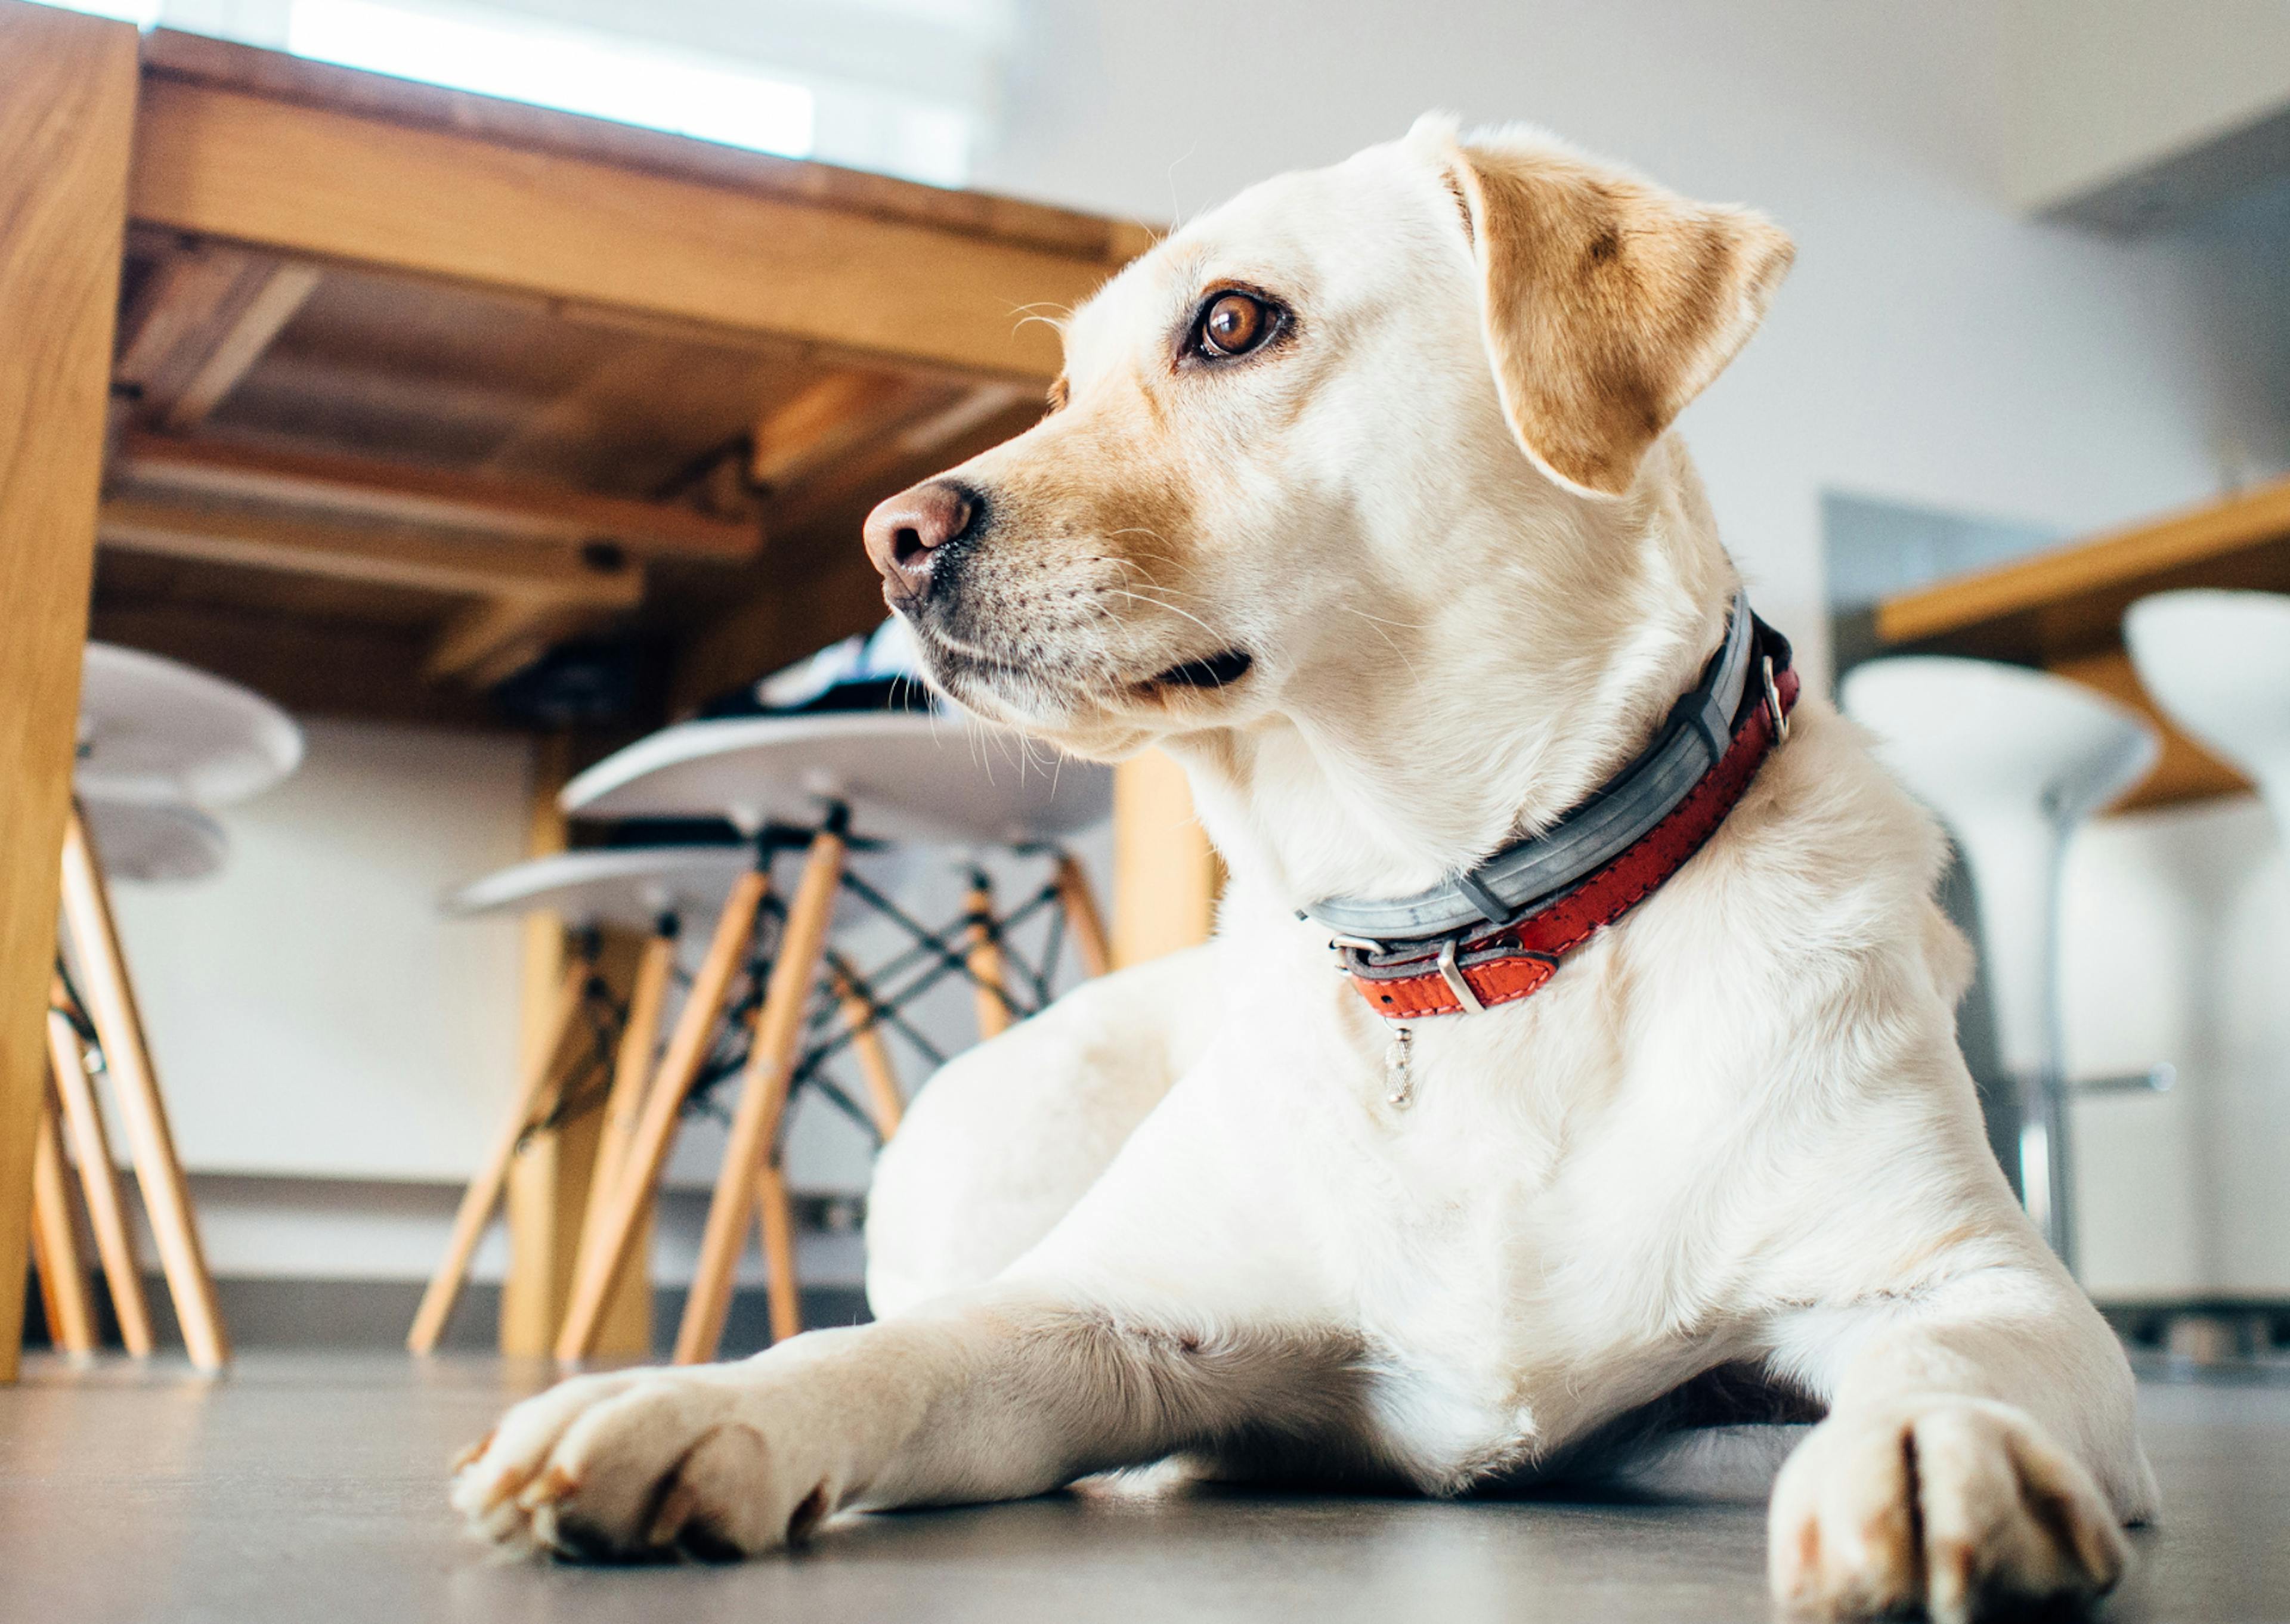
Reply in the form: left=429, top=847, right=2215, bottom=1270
left=1999, top=0, right=2290, bottom=212
left=106, top=719, right=532, bottom=1182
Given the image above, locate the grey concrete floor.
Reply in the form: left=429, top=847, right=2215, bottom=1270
left=3, top=1352, right=2286, bottom=1623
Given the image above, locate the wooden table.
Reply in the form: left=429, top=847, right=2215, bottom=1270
left=0, top=5, right=1217, bottom=1380
left=1873, top=476, right=2290, bottom=809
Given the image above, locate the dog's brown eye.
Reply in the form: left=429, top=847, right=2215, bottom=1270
left=1200, top=292, right=1272, bottom=358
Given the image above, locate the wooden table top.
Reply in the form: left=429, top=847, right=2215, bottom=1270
left=1872, top=475, right=2290, bottom=808
left=95, top=30, right=1156, bottom=734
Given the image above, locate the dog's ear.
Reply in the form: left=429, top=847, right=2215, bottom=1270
left=1435, top=129, right=1793, bottom=498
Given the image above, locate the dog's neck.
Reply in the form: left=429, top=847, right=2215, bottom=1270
left=1163, top=442, right=1741, bottom=916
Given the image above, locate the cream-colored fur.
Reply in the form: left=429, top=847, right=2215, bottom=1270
left=454, top=117, right=2155, bottom=1622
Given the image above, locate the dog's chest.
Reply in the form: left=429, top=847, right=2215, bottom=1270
left=1298, top=986, right=1741, bottom=1462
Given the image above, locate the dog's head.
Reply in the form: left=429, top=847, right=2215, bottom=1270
left=864, top=119, right=1792, bottom=774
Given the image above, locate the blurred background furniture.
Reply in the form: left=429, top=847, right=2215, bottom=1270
left=31, top=642, right=305, bottom=1371
left=0, top=10, right=1179, bottom=1382
left=407, top=842, right=751, bottom=1355
left=2125, top=591, right=2290, bottom=829
left=551, top=705, right=1112, bottom=1365
left=1841, top=656, right=2158, bottom=1269
left=1871, top=475, right=2290, bottom=811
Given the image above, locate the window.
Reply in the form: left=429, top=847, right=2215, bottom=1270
left=287, top=0, right=816, bottom=160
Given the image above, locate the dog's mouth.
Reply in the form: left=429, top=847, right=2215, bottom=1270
left=1145, top=649, right=1254, bottom=693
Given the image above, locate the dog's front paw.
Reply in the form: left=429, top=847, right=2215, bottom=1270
left=449, top=1366, right=839, bottom=1562
left=1768, top=1397, right=2128, bottom=1623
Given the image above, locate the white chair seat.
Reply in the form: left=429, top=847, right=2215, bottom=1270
left=443, top=842, right=909, bottom=932
left=77, top=643, right=304, bottom=808
left=560, top=711, right=1110, bottom=846
left=1841, top=655, right=2158, bottom=1269
left=2125, top=590, right=2290, bottom=825
left=444, top=845, right=753, bottom=932
left=81, top=801, right=229, bottom=884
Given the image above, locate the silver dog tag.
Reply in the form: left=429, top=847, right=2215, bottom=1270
left=1385, top=1025, right=1415, bottom=1109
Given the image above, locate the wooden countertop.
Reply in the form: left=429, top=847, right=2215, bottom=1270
left=1873, top=475, right=2290, bottom=808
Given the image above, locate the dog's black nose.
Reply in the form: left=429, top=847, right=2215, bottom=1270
left=864, top=480, right=977, bottom=605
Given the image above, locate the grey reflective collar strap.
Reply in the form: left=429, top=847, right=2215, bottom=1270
left=1303, top=591, right=1760, bottom=946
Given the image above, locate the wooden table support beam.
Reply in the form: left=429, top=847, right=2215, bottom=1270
left=1, top=1, right=139, bottom=1384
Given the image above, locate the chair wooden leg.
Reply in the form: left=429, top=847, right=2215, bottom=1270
left=407, top=956, right=589, bottom=1353
left=57, top=807, right=230, bottom=1371
left=754, top=1160, right=802, bottom=1346
left=564, top=928, right=675, bottom=1352
left=831, top=963, right=903, bottom=1138
left=673, top=827, right=845, bottom=1365
left=30, top=1093, right=97, bottom=1355
left=965, top=872, right=1009, bottom=1040
left=46, top=990, right=151, bottom=1355
left=1053, top=853, right=1112, bottom=980
left=556, top=870, right=769, bottom=1363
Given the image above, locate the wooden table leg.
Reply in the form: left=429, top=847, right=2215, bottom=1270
left=407, top=956, right=589, bottom=1353
left=58, top=808, right=230, bottom=1371
left=1111, top=749, right=1220, bottom=970
left=556, top=869, right=769, bottom=1362
left=673, top=823, right=846, bottom=1364
left=30, top=1093, right=98, bottom=1355
left=1053, top=853, right=1112, bottom=980
left=0, top=2, right=138, bottom=1387
left=47, top=990, right=153, bottom=1355
left=965, top=870, right=1010, bottom=1040
left=566, top=926, right=674, bottom=1356
left=830, top=962, right=903, bottom=1138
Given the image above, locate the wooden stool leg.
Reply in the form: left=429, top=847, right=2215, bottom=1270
left=556, top=870, right=769, bottom=1362
left=1053, top=853, right=1112, bottom=980
left=30, top=1092, right=97, bottom=1355
left=965, top=871, right=1009, bottom=1040
left=57, top=807, right=229, bottom=1371
left=565, top=927, right=676, bottom=1350
left=831, top=963, right=903, bottom=1138
left=755, top=1161, right=801, bottom=1346
left=407, top=957, right=589, bottom=1353
left=673, top=826, right=846, bottom=1365
left=46, top=991, right=151, bottom=1355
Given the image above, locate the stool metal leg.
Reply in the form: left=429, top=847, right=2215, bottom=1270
left=674, top=823, right=846, bottom=1363
left=558, top=869, right=769, bottom=1362
left=57, top=805, right=229, bottom=1371
left=1053, top=854, right=1111, bottom=979
left=409, top=954, right=592, bottom=1353
left=46, top=991, right=151, bottom=1355
left=29, top=1091, right=97, bottom=1355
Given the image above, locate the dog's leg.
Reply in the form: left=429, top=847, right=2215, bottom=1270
left=452, top=1282, right=1366, bottom=1560
left=1765, top=1256, right=2158, bottom=1623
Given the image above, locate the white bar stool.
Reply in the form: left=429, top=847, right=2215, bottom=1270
left=2125, top=591, right=2290, bottom=826
left=550, top=708, right=1112, bottom=1365
left=407, top=843, right=753, bottom=1353
left=1841, top=656, right=2157, bottom=1270
left=38, top=644, right=304, bottom=1371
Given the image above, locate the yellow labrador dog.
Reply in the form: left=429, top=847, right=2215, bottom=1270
left=453, top=117, right=2155, bottom=1622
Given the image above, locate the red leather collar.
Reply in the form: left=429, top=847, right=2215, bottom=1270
left=1339, top=641, right=1799, bottom=1021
